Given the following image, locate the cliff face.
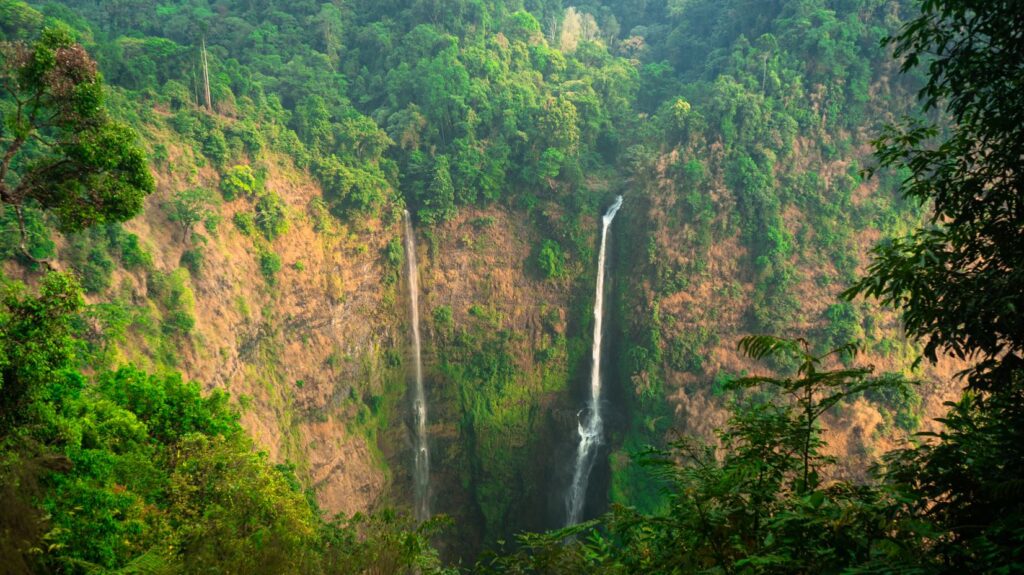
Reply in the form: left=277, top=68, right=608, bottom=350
left=608, top=141, right=962, bottom=503
left=16, top=113, right=598, bottom=543
left=417, top=206, right=594, bottom=552
left=57, top=126, right=405, bottom=517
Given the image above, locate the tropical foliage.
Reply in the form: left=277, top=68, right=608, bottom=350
left=0, top=0, right=1021, bottom=572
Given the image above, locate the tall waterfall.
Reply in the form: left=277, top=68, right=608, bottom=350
left=566, top=196, right=623, bottom=526
left=404, top=210, right=430, bottom=522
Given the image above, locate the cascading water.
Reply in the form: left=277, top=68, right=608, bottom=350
left=566, top=196, right=623, bottom=526
left=404, top=210, right=430, bottom=522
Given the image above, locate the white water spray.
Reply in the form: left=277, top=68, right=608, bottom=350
left=566, top=196, right=623, bottom=526
left=404, top=210, right=430, bottom=522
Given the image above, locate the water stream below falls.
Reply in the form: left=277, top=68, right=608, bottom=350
left=566, top=196, right=623, bottom=526
left=404, top=210, right=430, bottom=522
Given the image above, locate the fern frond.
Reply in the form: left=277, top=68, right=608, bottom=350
left=737, top=335, right=801, bottom=361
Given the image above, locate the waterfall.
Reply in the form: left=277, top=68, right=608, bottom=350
left=566, top=196, right=623, bottom=526
left=404, top=210, right=430, bottom=522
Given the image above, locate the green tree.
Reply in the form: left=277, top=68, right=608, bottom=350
left=536, top=239, right=565, bottom=279
left=0, top=204, right=54, bottom=266
left=0, top=1, right=44, bottom=40
left=417, top=155, right=456, bottom=225
left=536, top=147, right=564, bottom=186
left=258, top=248, right=282, bottom=285
left=0, top=28, right=153, bottom=262
left=537, top=96, right=580, bottom=154
left=294, top=95, right=333, bottom=153
left=219, top=164, right=258, bottom=200
left=0, top=272, right=82, bottom=428
left=847, top=0, right=1024, bottom=391
left=166, top=187, right=219, bottom=243
left=843, top=2, right=1024, bottom=570
left=255, top=191, right=289, bottom=240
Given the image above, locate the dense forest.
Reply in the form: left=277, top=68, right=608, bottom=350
left=1, top=0, right=1021, bottom=573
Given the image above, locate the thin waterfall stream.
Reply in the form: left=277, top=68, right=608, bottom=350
left=404, top=210, right=430, bottom=522
left=566, top=196, right=623, bottom=526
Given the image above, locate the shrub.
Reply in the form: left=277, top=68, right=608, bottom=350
left=433, top=305, right=453, bottom=335
left=65, top=233, right=115, bottom=293
left=110, top=228, right=152, bottom=270
left=204, top=213, right=222, bottom=237
left=471, top=216, right=496, bottom=228
left=307, top=198, right=332, bottom=233
left=181, top=247, right=205, bottom=275
left=468, top=304, right=502, bottom=328
left=229, top=120, right=264, bottom=156
left=384, top=237, right=403, bottom=268
left=536, top=239, right=566, bottom=279
left=233, top=212, right=257, bottom=237
left=255, top=191, right=288, bottom=240
left=258, top=249, right=282, bottom=284
left=202, top=127, right=228, bottom=166
left=152, top=269, right=196, bottom=337
left=171, top=110, right=199, bottom=138
left=162, top=309, right=195, bottom=336
left=220, top=165, right=258, bottom=200
left=862, top=375, right=924, bottom=433
left=666, top=328, right=718, bottom=375
left=151, top=143, right=169, bottom=169
left=824, top=302, right=864, bottom=353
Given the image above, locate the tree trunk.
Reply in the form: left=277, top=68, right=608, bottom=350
left=201, top=37, right=213, bottom=113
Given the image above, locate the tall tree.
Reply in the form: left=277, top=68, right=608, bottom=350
left=200, top=35, right=212, bottom=112
left=845, top=2, right=1024, bottom=570
left=0, top=27, right=153, bottom=264
left=166, top=187, right=218, bottom=243
left=0, top=271, right=82, bottom=429
left=418, top=154, right=455, bottom=224
left=846, top=0, right=1024, bottom=390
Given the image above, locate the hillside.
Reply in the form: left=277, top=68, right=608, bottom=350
left=3, top=0, right=1009, bottom=572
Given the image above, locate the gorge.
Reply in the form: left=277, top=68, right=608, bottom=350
left=2, top=0, right=1010, bottom=572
